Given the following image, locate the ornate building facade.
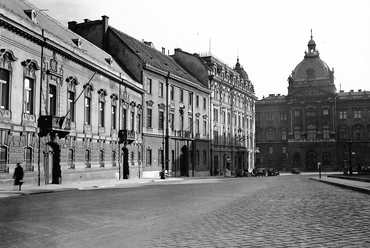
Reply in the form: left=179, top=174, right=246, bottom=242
left=256, top=34, right=370, bottom=172
left=0, top=0, right=143, bottom=187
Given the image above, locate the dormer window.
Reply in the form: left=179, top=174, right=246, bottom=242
left=306, top=69, right=315, bottom=80
left=72, top=38, right=82, bottom=48
left=24, top=9, right=37, bottom=23
left=105, top=57, right=113, bottom=66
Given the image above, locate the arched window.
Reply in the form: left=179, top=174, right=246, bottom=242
left=353, top=124, right=363, bottom=141
left=85, top=149, right=91, bottom=168
left=323, top=125, right=330, bottom=139
left=267, top=127, right=275, bottom=141
left=294, top=152, right=301, bottom=165
left=340, top=125, right=348, bottom=140
left=307, top=124, right=316, bottom=140
left=0, top=146, right=8, bottom=172
left=24, top=147, right=33, bottom=171
left=99, top=150, right=104, bottom=167
left=68, top=149, right=74, bottom=169
left=323, top=152, right=330, bottom=166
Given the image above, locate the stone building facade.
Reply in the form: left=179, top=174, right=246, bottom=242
left=0, top=0, right=143, bottom=188
left=255, top=34, right=370, bottom=172
left=69, top=16, right=212, bottom=178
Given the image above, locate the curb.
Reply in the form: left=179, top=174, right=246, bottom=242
left=309, top=177, right=370, bottom=195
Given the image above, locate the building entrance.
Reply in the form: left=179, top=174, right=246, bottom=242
left=306, top=150, right=317, bottom=171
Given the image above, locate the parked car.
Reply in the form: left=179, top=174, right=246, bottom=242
left=361, top=166, right=370, bottom=174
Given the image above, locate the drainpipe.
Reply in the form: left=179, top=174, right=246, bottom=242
left=165, top=72, right=170, bottom=178
left=118, top=78, right=121, bottom=180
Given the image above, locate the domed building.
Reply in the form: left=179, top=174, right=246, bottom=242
left=255, top=33, right=370, bottom=173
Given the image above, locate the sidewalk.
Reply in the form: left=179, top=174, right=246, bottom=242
left=309, top=175, right=370, bottom=195
left=0, top=177, right=184, bottom=198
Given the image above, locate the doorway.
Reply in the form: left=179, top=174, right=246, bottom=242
left=44, top=142, right=61, bottom=184
left=180, top=145, right=188, bottom=176
left=306, top=150, right=317, bottom=171
left=122, top=147, right=129, bottom=179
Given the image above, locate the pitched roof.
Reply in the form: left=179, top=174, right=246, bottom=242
left=110, top=27, right=204, bottom=87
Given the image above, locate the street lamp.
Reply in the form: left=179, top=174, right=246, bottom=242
left=348, top=139, right=353, bottom=175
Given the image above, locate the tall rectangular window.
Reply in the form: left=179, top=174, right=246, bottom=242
left=84, top=97, right=91, bottom=125
left=203, top=120, right=207, bottom=135
left=122, top=108, right=127, bottom=129
left=111, top=105, right=116, bottom=129
left=189, top=116, right=193, bottom=133
left=269, top=147, right=273, bottom=154
left=68, top=149, right=74, bottom=169
left=196, top=119, right=200, bottom=134
left=180, top=115, right=184, bottom=131
left=180, top=89, right=184, bottom=102
left=130, top=111, right=135, bottom=130
left=146, top=148, right=152, bottom=165
left=159, top=110, right=164, bottom=129
left=99, top=101, right=105, bottom=127
left=170, top=113, right=174, bottom=130
left=0, top=146, right=7, bottom=172
left=354, top=109, right=361, bottom=119
left=159, top=82, right=164, bottom=97
left=196, top=95, right=199, bottom=108
left=136, top=113, right=141, bottom=133
left=24, top=147, right=32, bottom=171
left=158, top=149, right=163, bottom=165
left=0, top=69, right=9, bottom=110
left=147, top=108, right=152, bottom=128
left=189, top=92, right=192, bottom=106
left=49, top=84, right=57, bottom=115
left=67, top=91, right=75, bottom=122
left=170, top=86, right=174, bottom=100
left=24, top=78, right=34, bottom=114
left=280, top=113, right=287, bottom=121
left=203, top=150, right=207, bottom=164
left=147, top=78, right=152, bottom=94
left=203, top=97, right=206, bottom=109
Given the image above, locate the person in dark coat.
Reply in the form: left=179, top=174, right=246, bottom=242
left=13, top=163, right=24, bottom=191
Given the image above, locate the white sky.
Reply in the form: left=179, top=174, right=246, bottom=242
left=27, top=0, right=370, bottom=99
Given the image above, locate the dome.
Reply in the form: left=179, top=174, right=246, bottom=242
left=292, top=56, right=331, bottom=81
left=234, top=58, right=249, bottom=80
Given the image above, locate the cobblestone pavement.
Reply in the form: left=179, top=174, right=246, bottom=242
left=144, top=176, right=370, bottom=248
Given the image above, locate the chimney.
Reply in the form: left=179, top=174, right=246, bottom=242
left=101, top=15, right=109, bottom=51
left=162, top=47, right=165, bottom=54
left=68, top=21, right=77, bottom=32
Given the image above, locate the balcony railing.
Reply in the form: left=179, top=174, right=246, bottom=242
left=38, top=115, right=71, bottom=138
left=288, top=138, right=336, bottom=143
left=174, top=130, right=192, bottom=138
left=118, top=129, right=135, bottom=144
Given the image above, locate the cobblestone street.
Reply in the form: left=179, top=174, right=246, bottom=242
left=146, top=176, right=370, bottom=248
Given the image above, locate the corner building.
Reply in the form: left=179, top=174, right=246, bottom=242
left=255, top=34, right=370, bottom=172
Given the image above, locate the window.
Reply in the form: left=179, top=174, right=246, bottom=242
left=188, top=92, right=192, bottom=106
left=354, top=109, right=361, bottom=119
left=203, top=150, right=207, bottom=164
left=266, top=112, right=274, bottom=122
left=159, top=82, right=163, bottom=97
left=282, top=147, right=286, bottom=154
left=281, top=128, right=287, bottom=141
left=354, top=124, right=363, bottom=140
left=196, top=95, right=199, bottom=108
left=130, top=111, right=134, bottom=131
left=323, top=109, right=329, bottom=115
left=294, top=152, right=301, bottom=165
left=222, top=111, right=225, bottom=124
left=158, top=110, right=164, bottom=129
left=307, top=124, right=316, bottom=139
left=280, top=113, right=287, bottom=121
left=170, top=113, right=174, bottom=130
left=180, top=89, right=184, bottom=102
left=48, top=84, right=57, bottom=115
left=203, top=120, right=207, bottom=135
left=99, top=100, right=105, bottom=127
left=256, top=113, right=261, bottom=123
left=195, top=119, right=200, bottom=135
left=68, top=149, right=74, bottom=169
left=203, top=97, right=206, bottom=109
left=158, top=149, right=163, bottom=165
left=122, top=108, right=127, bottom=130
left=111, top=104, right=117, bottom=129
left=24, top=78, right=34, bottom=114
left=180, top=115, right=184, bottom=131
left=213, top=108, right=218, bottom=122
left=146, top=148, right=152, bottom=165
left=24, top=147, right=32, bottom=171
left=0, top=69, right=10, bottom=110
left=112, top=150, right=116, bottom=167
left=294, top=126, right=300, bottom=139
left=195, top=150, right=199, bottom=163
left=213, top=131, right=218, bottom=145
left=323, top=125, right=330, bottom=139
left=267, top=127, right=274, bottom=141
left=147, top=78, right=152, bottom=94
left=85, top=149, right=91, bottom=168
left=323, top=152, right=330, bottom=166
left=339, top=111, right=347, bottom=120
left=137, top=113, right=141, bottom=133
left=67, top=91, right=75, bottom=122
left=189, top=116, right=193, bottom=133
left=340, top=125, right=348, bottom=140
left=99, top=150, right=104, bottom=167
left=294, top=110, right=300, bottom=117
left=170, top=86, right=174, bottom=100
left=171, top=150, right=175, bottom=166
left=0, top=146, right=7, bottom=172
left=146, top=108, right=152, bottom=128
left=84, top=96, right=91, bottom=125
left=269, top=147, right=273, bottom=154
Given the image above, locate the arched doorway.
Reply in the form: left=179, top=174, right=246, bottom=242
left=122, top=147, right=129, bottom=179
left=44, top=142, right=61, bottom=184
left=306, top=150, right=317, bottom=171
left=180, top=145, right=188, bottom=177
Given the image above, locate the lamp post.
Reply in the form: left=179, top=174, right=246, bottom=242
left=348, top=139, right=353, bottom=175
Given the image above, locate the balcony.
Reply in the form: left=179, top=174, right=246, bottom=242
left=38, top=115, right=71, bottom=138
left=118, top=129, right=135, bottom=144
left=174, top=130, right=192, bottom=139
left=288, top=138, right=336, bottom=143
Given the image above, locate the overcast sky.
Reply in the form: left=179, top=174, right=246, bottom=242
left=27, top=0, right=370, bottom=99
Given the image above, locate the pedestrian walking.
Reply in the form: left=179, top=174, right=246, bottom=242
left=13, top=163, right=24, bottom=191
